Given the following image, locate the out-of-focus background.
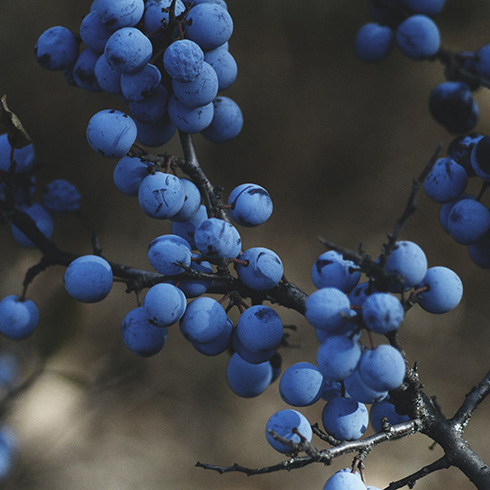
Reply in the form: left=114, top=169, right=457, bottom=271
left=0, top=1, right=489, bottom=489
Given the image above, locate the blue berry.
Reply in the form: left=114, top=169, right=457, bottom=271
left=236, top=306, right=283, bottom=354
left=322, top=396, right=369, bottom=441
left=73, top=49, right=103, bottom=92
left=355, top=23, right=394, bottom=63
left=470, top=135, right=490, bottom=181
left=323, top=468, right=367, bottom=490
left=172, top=62, right=219, bottom=109
left=194, top=218, right=241, bottom=259
left=305, top=288, right=351, bottom=332
left=93, top=0, right=145, bottom=30
left=358, top=345, right=406, bottom=392
left=0, top=295, right=39, bottom=340
left=344, top=369, right=388, bottom=404
left=384, top=241, right=428, bottom=292
left=362, top=293, right=404, bottom=334
left=226, top=352, right=272, bottom=397
left=428, top=82, right=478, bottom=134
left=42, top=179, right=81, bottom=214
left=395, top=14, right=440, bottom=60
left=64, top=255, right=113, bottom=303
left=113, top=155, right=150, bottom=196
left=475, top=44, right=490, bottom=79
left=80, top=12, right=113, bottom=53
left=416, top=266, right=463, bottom=314
left=86, top=109, right=137, bottom=158
left=104, top=27, right=152, bottom=73
left=135, top=114, right=177, bottom=147
left=35, top=26, right=79, bottom=71
left=265, top=409, right=312, bottom=453
left=317, top=335, right=361, bottom=381
left=121, top=64, right=162, bottom=101
left=179, top=296, right=227, bottom=344
left=121, top=306, right=167, bottom=356
left=228, top=183, right=273, bottom=227
left=424, top=158, right=468, bottom=203
left=171, top=179, right=202, bottom=223
left=447, top=198, right=490, bottom=244
left=192, top=316, right=233, bottom=355
left=201, top=96, right=243, bottom=143
left=204, top=48, right=237, bottom=90
left=129, top=84, right=169, bottom=123
left=469, top=230, right=490, bottom=269
left=279, top=362, right=326, bottom=407
left=163, top=39, right=204, bottom=82
left=185, top=3, right=233, bottom=50
left=11, top=203, right=54, bottom=248
left=167, top=95, right=214, bottom=133
left=138, top=172, right=185, bottom=219
left=142, top=283, right=187, bottom=327
left=312, top=250, right=360, bottom=293
left=236, top=247, right=283, bottom=290
left=147, top=234, right=192, bottom=275
left=94, top=54, right=122, bottom=94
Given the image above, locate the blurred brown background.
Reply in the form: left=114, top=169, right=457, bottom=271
left=0, top=1, right=489, bottom=489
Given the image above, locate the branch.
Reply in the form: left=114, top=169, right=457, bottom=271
left=384, top=456, right=451, bottom=490
left=451, top=369, right=490, bottom=430
left=196, top=420, right=422, bottom=476
left=178, top=131, right=229, bottom=221
left=379, top=142, right=442, bottom=265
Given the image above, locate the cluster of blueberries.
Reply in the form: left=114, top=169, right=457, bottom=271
left=425, top=133, right=490, bottom=268
left=263, top=240, right=462, bottom=489
left=0, top=134, right=81, bottom=340
left=355, top=0, right=490, bottom=135
left=0, top=1, right=475, bottom=488
left=35, top=0, right=242, bottom=147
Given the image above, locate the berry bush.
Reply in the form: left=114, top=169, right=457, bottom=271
left=0, top=1, right=490, bottom=489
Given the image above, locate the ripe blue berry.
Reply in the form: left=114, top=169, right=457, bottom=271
left=279, top=362, right=326, bottom=407
left=396, top=15, right=440, bottom=60
left=322, top=397, right=369, bottom=441
left=355, top=23, right=394, bottom=63
left=305, top=288, right=351, bottom=332
left=138, top=172, right=185, bottom=219
left=228, top=183, right=272, bottom=227
left=265, top=409, right=312, bottom=453
left=64, top=255, right=113, bottom=303
left=142, top=283, right=187, bottom=327
left=416, top=266, right=463, bottom=313
left=236, top=247, right=283, bottom=290
left=226, top=353, right=272, bottom=398
left=185, top=3, right=233, bottom=50
left=35, top=26, right=79, bottom=71
left=121, top=306, right=167, bottom=357
left=236, top=305, right=283, bottom=354
left=179, top=296, right=227, bottom=344
left=0, top=296, right=39, bottom=340
left=86, top=109, right=137, bottom=158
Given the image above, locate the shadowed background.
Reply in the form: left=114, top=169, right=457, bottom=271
left=0, top=1, right=489, bottom=489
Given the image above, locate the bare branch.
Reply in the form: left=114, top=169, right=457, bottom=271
left=196, top=420, right=422, bottom=476
left=451, top=369, right=490, bottom=430
left=384, top=456, right=451, bottom=490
